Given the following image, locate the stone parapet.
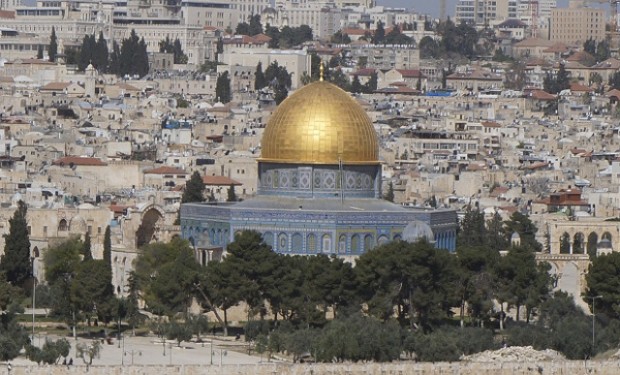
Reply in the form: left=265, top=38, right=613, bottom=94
left=6, top=361, right=620, bottom=375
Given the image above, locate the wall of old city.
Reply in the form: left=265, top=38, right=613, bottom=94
left=6, top=361, right=620, bottom=375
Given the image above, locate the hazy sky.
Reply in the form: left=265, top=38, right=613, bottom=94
left=375, top=0, right=575, bottom=18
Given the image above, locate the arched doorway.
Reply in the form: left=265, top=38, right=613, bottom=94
left=136, top=208, right=163, bottom=248
left=587, top=232, right=598, bottom=258
left=559, top=232, right=571, bottom=254
left=573, top=232, right=585, bottom=254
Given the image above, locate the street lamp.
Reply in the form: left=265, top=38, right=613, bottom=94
left=590, top=295, right=603, bottom=355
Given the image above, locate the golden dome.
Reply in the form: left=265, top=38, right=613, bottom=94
left=259, top=81, right=379, bottom=165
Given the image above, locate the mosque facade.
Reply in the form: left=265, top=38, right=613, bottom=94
left=180, top=79, right=457, bottom=263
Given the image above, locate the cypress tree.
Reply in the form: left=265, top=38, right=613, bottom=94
left=94, top=31, right=108, bottom=73
left=82, top=232, right=93, bottom=261
left=173, top=38, right=187, bottom=64
left=227, top=185, right=237, bottom=202
left=48, top=27, right=57, bottom=62
left=215, top=71, right=231, bottom=103
left=0, top=201, right=31, bottom=288
left=109, top=41, right=121, bottom=75
left=384, top=182, right=395, bottom=202
left=103, top=226, right=111, bottom=267
left=254, top=62, right=266, bottom=90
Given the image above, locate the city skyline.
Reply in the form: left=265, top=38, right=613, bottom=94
left=378, top=0, right=577, bottom=18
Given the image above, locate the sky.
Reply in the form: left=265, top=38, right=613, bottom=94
left=376, top=0, right=576, bottom=18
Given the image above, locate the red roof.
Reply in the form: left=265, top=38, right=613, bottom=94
left=52, top=156, right=107, bottom=166
left=529, top=90, right=556, bottom=100
left=481, top=121, right=501, bottom=128
left=202, top=175, right=242, bottom=186
left=569, top=83, right=593, bottom=92
left=342, top=28, right=368, bottom=36
left=396, top=69, right=424, bottom=78
left=0, top=10, right=15, bottom=19
left=352, top=68, right=376, bottom=77
left=144, top=166, right=188, bottom=175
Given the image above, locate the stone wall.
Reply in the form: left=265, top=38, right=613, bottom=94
left=7, top=361, right=620, bottom=375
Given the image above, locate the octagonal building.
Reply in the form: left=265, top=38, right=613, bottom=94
left=180, top=80, right=457, bottom=263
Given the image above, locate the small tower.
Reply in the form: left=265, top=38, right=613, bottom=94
left=85, top=63, right=96, bottom=98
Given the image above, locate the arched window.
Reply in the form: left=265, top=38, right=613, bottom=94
left=364, top=234, right=373, bottom=252
left=58, top=219, right=68, bottom=231
left=307, top=234, right=316, bottom=253
left=263, top=232, right=274, bottom=248
left=587, top=232, right=598, bottom=258
left=278, top=233, right=288, bottom=252
left=351, top=234, right=361, bottom=253
left=378, top=235, right=389, bottom=246
left=573, top=232, right=585, bottom=254
left=393, top=233, right=402, bottom=241
left=292, top=233, right=302, bottom=252
left=338, top=234, right=347, bottom=254
left=321, top=234, right=331, bottom=253
left=560, top=232, right=571, bottom=254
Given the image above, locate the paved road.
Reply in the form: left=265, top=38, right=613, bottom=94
left=11, top=334, right=266, bottom=367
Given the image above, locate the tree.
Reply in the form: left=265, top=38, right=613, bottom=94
left=456, top=245, right=499, bottom=327
left=222, top=231, right=278, bottom=312
left=0, top=201, right=31, bottom=289
left=457, top=205, right=487, bottom=248
left=227, top=185, right=237, bottom=202
left=103, top=226, right=111, bottom=266
left=76, top=340, right=102, bottom=366
left=71, top=259, right=115, bottom=323
left=108, top=41, right=121, bottom=75
left=215, top=71, right=232, bottom=103
left=254, top=62, right=267, bottom=90
left=486, top=211, right=508, bottom=252
left=165, top=319, right=193, bottom=346
left=351, top=75, right=363, bottom=94
left=48, top=27, right=57, bottom=62
left=419, top=36, right=439, bottom=59
left=249, top=14, right=263, bottom=36
left=364, top=72, right=378, bottom=93
left=384, top=182, right=394, bottom=202
left=37, top=45, right=43, bottom=59
left=182, top=171, right=206, bottom=204
left=43, top=237, right=82, bottom=336
left=78, top=34, right=96, bottom=72
left=26, top=338, right=70, bottom=364
left=503, top=212, right=542, bottom=251
left=496, top=246, right=552, bottom=323
left=356, top=239, right=456, bottom=330
left=94, top=31, right=108, bottom=72
left=584, top=38, right=596, bottom=56
left=82, top=232, right=93, bottom=261
left=596, top=39, right=611, bottom=62
left=372, top=21, right=385, bottom=44
left=133, top=238, right=200, bottom=316
left=330, top=30, right=351, bottom=44
left=119, top=30, right=149, bottom=78
left=584, top=252, right=620, bottom=319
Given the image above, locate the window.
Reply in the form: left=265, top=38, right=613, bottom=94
left=58, top=219, right=68, bottom=231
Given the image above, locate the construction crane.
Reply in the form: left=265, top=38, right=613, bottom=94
left=440, top=0, right=446, bottom=21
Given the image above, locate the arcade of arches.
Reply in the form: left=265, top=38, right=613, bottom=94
left=539, top=220, right=620, bottom=310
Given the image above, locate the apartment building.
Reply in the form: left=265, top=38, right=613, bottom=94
left=550, top=4, right=605, bottom=45
left=456, top=0, right=518, bottom=27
